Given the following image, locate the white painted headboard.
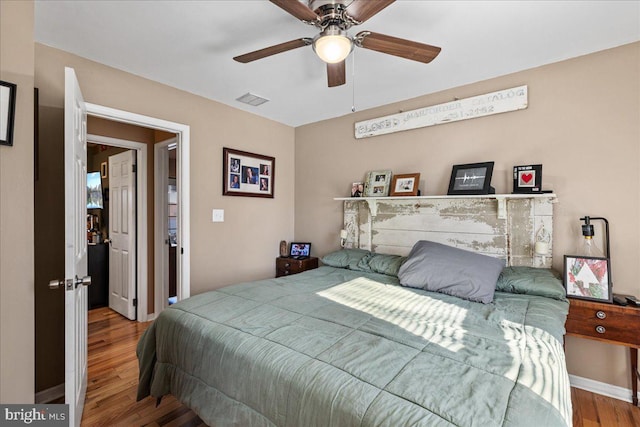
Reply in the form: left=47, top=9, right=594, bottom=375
left=339, top=194, right=556, bottom=268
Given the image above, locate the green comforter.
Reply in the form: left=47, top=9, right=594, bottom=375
left=137, top=266, right=571, bottom=426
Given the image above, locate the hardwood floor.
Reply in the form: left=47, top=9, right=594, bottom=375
left=83, top=307, right=640, bottom=426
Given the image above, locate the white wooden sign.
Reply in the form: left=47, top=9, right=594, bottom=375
left=354, top=85, right=528, bottom=139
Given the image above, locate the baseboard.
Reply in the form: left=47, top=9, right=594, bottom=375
left=569, top=374, right=638, bottom=403
left=35, top=383, right=64, bottom=404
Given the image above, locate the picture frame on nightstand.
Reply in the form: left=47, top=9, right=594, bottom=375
left=564, top=255, right=612, bottom=302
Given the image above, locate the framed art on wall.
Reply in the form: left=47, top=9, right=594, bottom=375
left=364, top=170, right=392, bottom=197
left=0, top=80, right=17, bottom=146
left=447, top=161, right=495, bottom=195
left=223, top=147, right=275, bottom=198
left=513, top=164, right=542, bottom=193
left=390, top=173, right=420, bottom=196
left=564, top=255, right=612, bottom=302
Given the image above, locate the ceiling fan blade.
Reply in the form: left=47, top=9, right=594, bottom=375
left=327, top=61, right=346, bottom=87
left=356, top=31, right=441, bottom=63
left=234, top=38, right=312, bottom=63
left=269, top=0, right=319, bottom=23
left=345, top=0, right=395, bottom=23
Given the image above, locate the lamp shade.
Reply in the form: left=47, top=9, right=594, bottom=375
left=313, top=27, right=353, bottom=64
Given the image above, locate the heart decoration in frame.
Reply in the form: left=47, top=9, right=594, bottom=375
left=513, top=164, right=542, bottom=193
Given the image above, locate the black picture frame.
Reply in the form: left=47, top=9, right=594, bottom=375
left=1, top=80, right=17, bottom=146
left=564, top=255, right=612, bottom=303
left=447, top=161, right=495, bottom=195
left=513, top=164, right=542, bottom=193
left=223, top=147, right=275, bottom=198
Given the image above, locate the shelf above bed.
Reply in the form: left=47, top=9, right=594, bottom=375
left=334, top=193, right=557, bottom=218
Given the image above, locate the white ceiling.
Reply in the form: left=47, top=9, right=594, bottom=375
left=34, top=1, right=639, bottom=127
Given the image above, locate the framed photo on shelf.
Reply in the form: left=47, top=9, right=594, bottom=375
left=513, top=164, right=542, bottom=193
left=1, top=80, right=17, bottom=146
left=350, top=182, right=364, bottom=197
left=223, top=147, right=275, bottom=198
left=364, top=170, right=392, bottom=197
left=564, top=255, right=612, bottom=302
left=447, top=161, right=495, bottom=195
left=390, top=173, right=420, bottom=196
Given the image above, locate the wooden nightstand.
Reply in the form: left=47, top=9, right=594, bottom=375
left=275, top=257, right=318, bottom=278
left=566, top=298, right=640, bottom=406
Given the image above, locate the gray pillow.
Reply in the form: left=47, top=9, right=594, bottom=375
left=398, top=240, right=504, bottom=303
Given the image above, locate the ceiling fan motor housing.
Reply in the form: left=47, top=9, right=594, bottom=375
left=309, top=0, right=354, bottom=30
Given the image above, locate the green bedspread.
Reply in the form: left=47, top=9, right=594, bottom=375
left=137, top=266, right=571, bottom=426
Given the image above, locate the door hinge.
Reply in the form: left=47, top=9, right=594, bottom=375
left=133, top=298, right=138, bottom=307
left=132, top=164, right=137, bottom=173
left=181, top=247, right=184, bottom=255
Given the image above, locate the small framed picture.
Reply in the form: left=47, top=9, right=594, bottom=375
left=350, top=182, right=364, bottom=197
left=390, top=173, right=420, bottom=196
left=223, top=147, right=275, bottom=198
left=564, top=255, right=612, bottom=302
left=364, top=170, right=392, bottom=197
left=447, top=162, right=495, bottom=195
left=513, top=164, right=542, bottom=193
left=0, top=80, right=17, bottom=146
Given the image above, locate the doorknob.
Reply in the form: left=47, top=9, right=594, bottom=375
left=48, top=276, right=91, bottom=290
left=76, top=275, right=91, bottom=288
left=48, top=279, right=65, bottom=290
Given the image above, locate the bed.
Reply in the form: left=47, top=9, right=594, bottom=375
left=137, top=249, right=571, bottom=426
left=137, top=196, right=571, bottom=426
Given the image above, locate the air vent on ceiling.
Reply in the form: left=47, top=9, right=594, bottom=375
left=236, top=92, right=269, bottom=107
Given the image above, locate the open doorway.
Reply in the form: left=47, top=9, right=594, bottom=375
left=86, top=136, right=144, bottom=321
left=86, top=102, right=191, bottom=320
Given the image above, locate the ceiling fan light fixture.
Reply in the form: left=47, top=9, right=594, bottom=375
left=313, top=26, right=353, bottom=64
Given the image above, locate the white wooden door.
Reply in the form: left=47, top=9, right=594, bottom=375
left=108, top=150, right=137, bottom=320
left=64, top=67, right=89, bottom=427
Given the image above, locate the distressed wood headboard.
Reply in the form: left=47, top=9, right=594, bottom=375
left=340, top=195, right=556, bottom=268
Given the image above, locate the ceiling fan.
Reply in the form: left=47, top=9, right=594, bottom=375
left=233, top=0, right=441, bottom=87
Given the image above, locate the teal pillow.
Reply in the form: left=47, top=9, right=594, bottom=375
left=321, top=249, right=371, bottom=271
left=496, top=267, right=567, bottom=301
left=365, top=253, right=407, bottom=276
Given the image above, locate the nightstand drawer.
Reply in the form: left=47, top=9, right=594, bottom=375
left=275, top=257, right=318, bottom=278
left=566, top=299, right=640, bottom=346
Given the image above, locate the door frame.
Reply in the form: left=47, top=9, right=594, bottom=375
left=154, top=137, right=178, bottom=313
left=86, top=103, right=190, bottom=321
left=87, top=135, right=144, bottom=319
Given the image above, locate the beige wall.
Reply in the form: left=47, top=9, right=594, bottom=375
left=0, top=0, right=35, bottom=403
left=295, top=42, right=640, bottom=391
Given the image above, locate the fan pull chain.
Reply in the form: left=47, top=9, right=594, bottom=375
left=351, top=49, right=356, bottom=112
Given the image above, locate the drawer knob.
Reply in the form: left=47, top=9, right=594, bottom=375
left=595, top=325, right=606, bottom=334
left=596, top=310, right=607, bottom=320
left=284, top=263, right=290, bottom=267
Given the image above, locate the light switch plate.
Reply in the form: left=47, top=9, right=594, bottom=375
left=212, top=209, right=224, bottom=222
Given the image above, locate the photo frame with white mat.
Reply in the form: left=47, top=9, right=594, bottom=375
left=390, top=173, right=420, bottom=196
